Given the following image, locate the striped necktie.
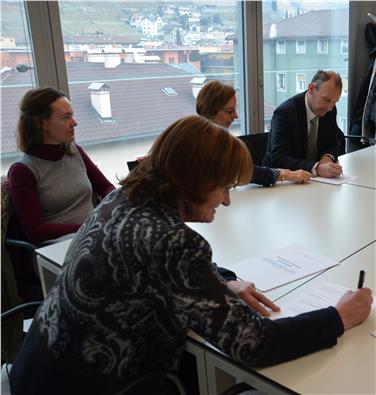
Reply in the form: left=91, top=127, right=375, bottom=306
left=307, top=116, right=318, bottom=160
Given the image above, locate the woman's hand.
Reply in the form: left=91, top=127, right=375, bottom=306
left=282, top=169, right=311, bottom=184
left=227, top=280, right=280, bottom=316
left=335, top=288, right=373, bottom=330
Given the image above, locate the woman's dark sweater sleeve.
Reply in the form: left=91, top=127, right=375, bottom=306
left=215, top=264, right=237, bottom=281
left=163, top=227, right=344, bottom=368
left=255, top=306, right=344, bottom=366
left=251, top=165, right=277, bottom=187
left=7, top=164, right=80, bottom=244
left=76, top=145, right=115, bottom=197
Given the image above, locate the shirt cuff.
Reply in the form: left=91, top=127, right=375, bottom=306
left=311, top=162, right=319, bottom=176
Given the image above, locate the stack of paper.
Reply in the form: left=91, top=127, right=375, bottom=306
left=232, top=244, right=338, bottom=292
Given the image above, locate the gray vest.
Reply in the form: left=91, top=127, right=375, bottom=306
left=18, top=144, right=94, bottom=225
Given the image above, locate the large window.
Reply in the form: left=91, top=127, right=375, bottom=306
left=0, top=1, right=362, bottom=178
left=58, top=1, right=241, bottom=183
left=1, top=0, right=36, bottom=174
left=262, top=2, right=349, bottom=132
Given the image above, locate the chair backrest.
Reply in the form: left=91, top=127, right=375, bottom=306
left=1, top=175, right=43, bottom=303
left=1, top=300, right=42, bottom=393
left=127, top=160, right=139, bottom=172
left=1, top=177, right=25, bottom=365
left=237, top=132, right=270, bottom=166
left=1, top=176, right=13, bottom=240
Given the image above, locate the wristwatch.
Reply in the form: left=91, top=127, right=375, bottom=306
left=323, top=153, right=336, bottom=163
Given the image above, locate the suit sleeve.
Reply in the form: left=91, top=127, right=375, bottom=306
left=76, top=145, right=116, bottom=198
left=251, top=165, right=277, bottom=186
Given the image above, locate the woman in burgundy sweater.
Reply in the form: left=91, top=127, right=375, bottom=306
left=8, top=87, right=115, bottom=245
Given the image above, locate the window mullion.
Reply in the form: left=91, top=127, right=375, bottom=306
left=24, top=1, right=69, bottom=96
left=240, top=1, right=264, bottom=135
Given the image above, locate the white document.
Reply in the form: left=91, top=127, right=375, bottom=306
left=233, top=244, right=338, bottom=292
left=311, top=174, right=358, bottom=185
left=270, top=281, right=348, bottom=319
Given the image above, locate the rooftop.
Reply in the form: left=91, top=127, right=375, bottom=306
left=264, top=9, right=348, bottom=40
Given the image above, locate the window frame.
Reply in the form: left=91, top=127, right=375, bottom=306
left=10, top=0, right=359, bottom=143
left=342, top=76, right=349, bottom=97
left=276, top=73, right=286, bottom=92
left=339, top=117, right=347, bottom=133
left=317, top=39, right=329, bottom=54
left=296, top=73, right=306, bottom=93
left=295, top=40, right=306, bottom=54
left=341, top=39, right=349, bottom=55
left=276, top=40, right=286, bottom=54
left=25, top=2, right=69, bottom=94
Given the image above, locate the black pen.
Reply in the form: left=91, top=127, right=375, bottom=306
left=357, top=270, right=366, bottom=289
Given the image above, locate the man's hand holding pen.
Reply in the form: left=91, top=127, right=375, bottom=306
left=316, top=155, right=343, bottom=178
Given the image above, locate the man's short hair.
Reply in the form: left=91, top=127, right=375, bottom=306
left=311, top=70, right=342, bottom=91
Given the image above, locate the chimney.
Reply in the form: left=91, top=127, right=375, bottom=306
left=104, top=54, right=121, bottom=68
left=88, top=82, right=112, bottom=120
left=190, top=76, right=206, bottom=99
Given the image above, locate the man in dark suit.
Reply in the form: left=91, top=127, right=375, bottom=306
left=263, top=70, right=344, bottom=178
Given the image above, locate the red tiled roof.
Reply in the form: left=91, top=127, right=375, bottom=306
left=1, top=62, right=197, bottom=155
left=1, top=62, right=276, bottom=156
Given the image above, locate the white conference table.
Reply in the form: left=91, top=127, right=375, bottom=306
left=189, top=180, right=375, bottom=270
left=202, top=241, right=375, bottom=395
left=36, top=238, right=73, bottom=297
left=35, top=147, right=376, bottom=395
left=256, top=241, right=375, bottom=395
left=37, top=180, right=375, bottom=301
left=338, top=145, right=376, bottom=189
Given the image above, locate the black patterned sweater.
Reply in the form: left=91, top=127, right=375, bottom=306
left=10, top=188, right=344, bottom=395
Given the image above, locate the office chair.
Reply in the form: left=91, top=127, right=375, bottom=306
left=1, top=176, right=43, bottom=303
left=127, top=160, right=139, bottom=172
left=1, top=300, right=42, bottom=372
left=218, top=382, right=255, bottom=395
left=1, top=301, right=42, bottom=395
left=238, top=133, right=269, bottom=166
left=119, top=371, right=187, bottom=395
left=343, top=134, right=375, bottom=153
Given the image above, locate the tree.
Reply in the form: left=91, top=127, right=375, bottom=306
left=212, top=14, right=223, bottom=25
left=200, top=16, right=208, bottom=28
left=175, top=29, right=183, bottom=45
left=179, top=14, right=189, bottom=30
